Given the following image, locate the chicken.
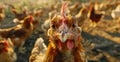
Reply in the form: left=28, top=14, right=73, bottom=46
left=32, top=9, right=43, bottom=30
left=0, top=38, right=17, bottom=62
left=15, top=9, right=43, bottom=30
left=41, top=19, right=50, bottom=33
left=29, top=2, right=87, bottom=62
left=0, top=15, right=34, bottom=52
left=75, top=7, right=88, bottom=27
left=87, top=4, right=105, bottom=27
left=29, top=37, right=47, bottom=62
left=45, top=2, right=87, bottom=62
left=69, top=2, right=80, bottom=13
left=41, top=10, right=57, bottom=35
left=33, top=9, right=43, bottom=18
left=66, top=3, right=80, bottom=16
left=0, top=5, right=5, bottom=21
left=94, top=2, right=107, bottom=11
left=10, top=5, right=28, bottom=23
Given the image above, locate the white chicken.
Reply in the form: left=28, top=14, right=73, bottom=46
left=29, top=37, right=47, bottom=62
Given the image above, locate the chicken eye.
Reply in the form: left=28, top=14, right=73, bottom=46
left=72, top=24, right=76, bottom=28
left=52, top=24, right=55, bottom=29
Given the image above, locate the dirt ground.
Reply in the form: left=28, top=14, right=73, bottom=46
left=0, top=0, right=120, bottom=62
left=82, top=16, right=120, bottom=62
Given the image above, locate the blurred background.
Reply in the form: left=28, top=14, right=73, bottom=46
left=0, top=0, right=120, bottom=62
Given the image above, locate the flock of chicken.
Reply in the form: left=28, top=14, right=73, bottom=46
left=0, top=1, right=120, bottom=62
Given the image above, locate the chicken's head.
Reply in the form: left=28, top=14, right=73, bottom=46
left=0, top=5, right=4, bottom=13
left=48, top=2, right=82, bottom=51
left=23, top=15, right=34, bottom=29
left=0, top=39, right=9, bottom=53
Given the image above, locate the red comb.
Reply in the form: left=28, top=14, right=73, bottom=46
left=61, top=2, right=68, bottom=18
left=29, top=15, right=34, bottom=22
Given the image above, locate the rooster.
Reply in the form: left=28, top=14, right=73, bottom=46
left=0, top=15, right=34, bottom=52
left=87, top=4, right=105, bottom=27
left=29, top=2, right=87, bottom=62
left=0, top=38, right=17, bottom=62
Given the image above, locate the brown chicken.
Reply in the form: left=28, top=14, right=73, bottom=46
left=33, top=9, right=43, bottom=18
left=29, top=2, right=87, bottom=62
left=87, top=4, right=104, bottom=27
left=69, top=2, right=79, bottom=12
left=75, top=7, right=88, bottom=27
left=0, top=38, right=17, bottom=62
left=14, top=9, right=43, bottom=30
left=32, top=9, right=43, bottom=30
left=0, top=5, right=5, bottom=21
left=10, top=5, right=28, bottom=23
left=0, top=15, right=34, bottom=52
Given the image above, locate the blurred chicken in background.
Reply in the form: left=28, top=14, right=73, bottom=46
left=75, top=6, right=88, bottom=27
left=0, top=15, right=34, bottom=53
left=10, top=5, right=28, bottom=24
left=0, top=38, right=17, bottom=62
left=87, top=3, right=105, bottom=27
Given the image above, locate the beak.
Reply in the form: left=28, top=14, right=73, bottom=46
left=59, top=31, right=68, bottom=43
left=30, top=22, right=34, bottom=30
left=59, top=23, right=68, bottom=43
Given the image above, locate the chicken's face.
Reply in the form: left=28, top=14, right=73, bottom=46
left=0, top=39, right=9, bottom=54
left=48, top=15, right=81, bottom=51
